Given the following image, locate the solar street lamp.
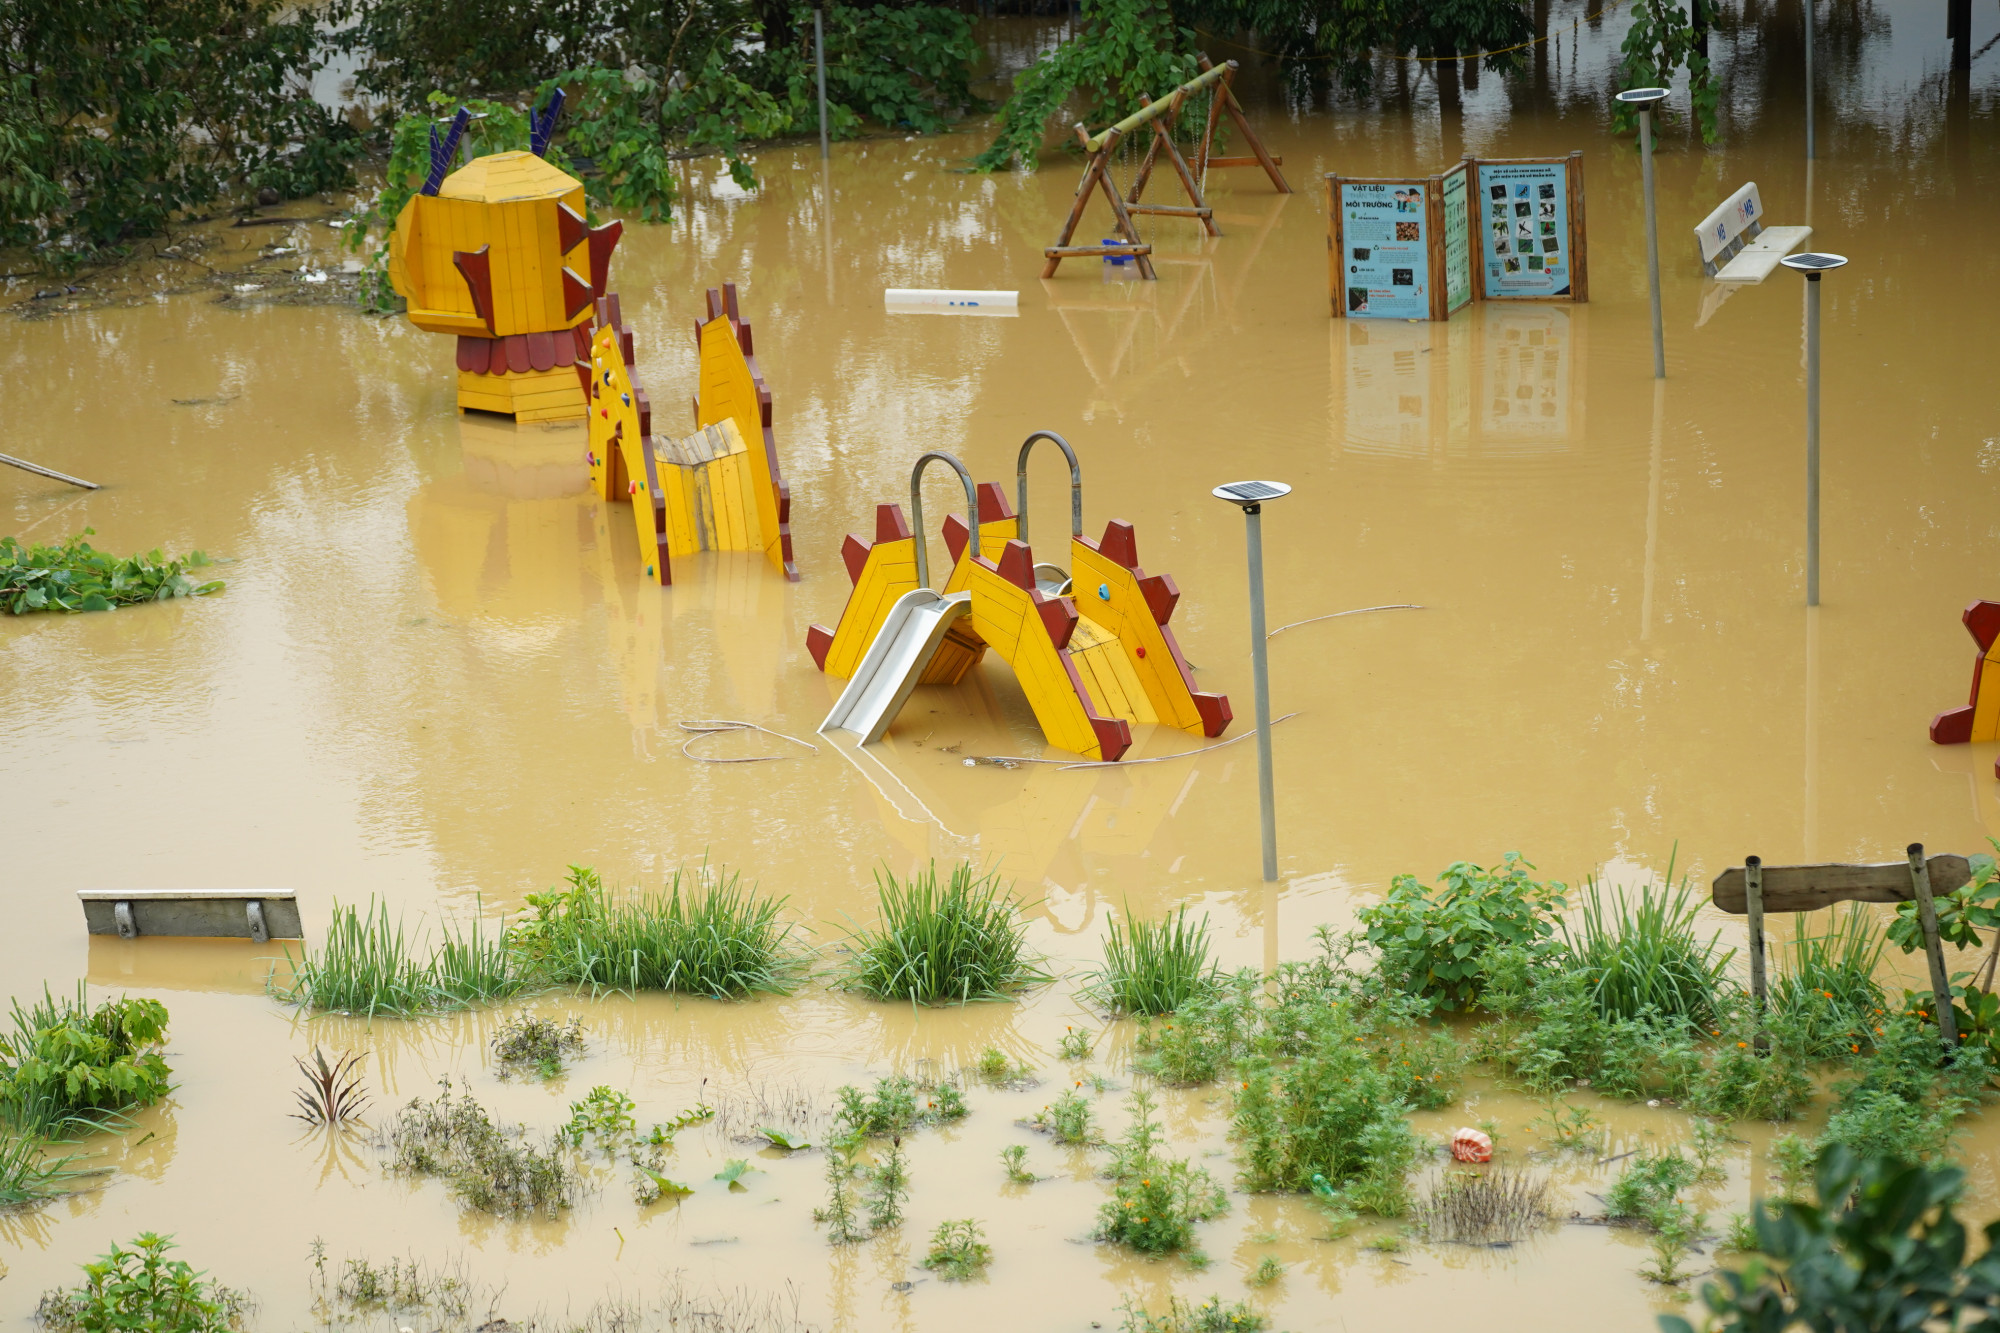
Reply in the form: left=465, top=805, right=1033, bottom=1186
left=1780, top=252, right=1848, bottom=606
left=1213, top=480, right=1291, bottom=883
left=1616, top=87, right=1672, bottom=380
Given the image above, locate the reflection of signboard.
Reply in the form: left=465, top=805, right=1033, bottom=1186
left=1479, top=305, right=1581, bottom=447
left=1473, top=153, right=1588, bottom=303
left=1329, top=179, right=1432, bottom=320
left=1442, top=164, right=1472, bottom=315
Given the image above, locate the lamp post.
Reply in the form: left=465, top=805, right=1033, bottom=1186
left=1616, top=87, right=1671, bottom=380
left=1780, top=252, right=1848, bottom=607
left=815, top=9, right=830, bottom=161
left=1212, top=480, right=1291, bottom=883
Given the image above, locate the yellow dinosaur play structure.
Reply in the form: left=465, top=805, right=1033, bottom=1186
left=814, top=435, right=1229, bottom=762
left=583, top=285, right=798, bottom=585
left=386, top=100, right=621, bottom=422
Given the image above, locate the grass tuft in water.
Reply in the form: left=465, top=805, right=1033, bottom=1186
left=272, top=900, right=439, bottom=1017
left=0, top=1132, right=89, bottom=1206
left=1412, top=1168, right=1552, bottom=1243
left=291, top=1047, right=369, bottom=1126
left=842, top=861, right=1049, bottom=1005
left=1087, top=905, right=1217, bottom=1016
left=513, top=865, right=799, bottom=999
left=1771, top=906, right=1889, bottom=1058
left=1559, top=866, right=1732, bottom=1026
left=1117, top=1293, right=1267, bottom=1332
left=490, top=1014, right=586, bottom=1077
left=922, top=1218, right=991, bottom=1280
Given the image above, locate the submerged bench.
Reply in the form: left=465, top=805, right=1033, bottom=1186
left=1695, top=183, right=1811, bottom=283
left=79, top=889, right=302, bottom=943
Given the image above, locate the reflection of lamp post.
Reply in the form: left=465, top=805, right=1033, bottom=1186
left=1780, top=252, right=1848, bottom=607
left=815, top=9, right=829, bottom=161
left=1616, top=87, right=1671, bottom=380
left=1212, top=480, right=1291, bottom=883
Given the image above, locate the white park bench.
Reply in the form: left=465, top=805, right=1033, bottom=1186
left=1694, top=183, right=1811, bottom=282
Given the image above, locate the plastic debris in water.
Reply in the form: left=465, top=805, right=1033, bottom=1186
left=1450, top=1127, right=1493, bottom=1163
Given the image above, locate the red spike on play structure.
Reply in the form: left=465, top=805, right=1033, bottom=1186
left=1090, top=716, right=1133, bottom=761
left=1138, top=572, right=1179, bottom=625
left=1097, top=519, right=1140, bottom=570
left=451, top=246, right=495, bottom=335
left=942, top=514, right=970, bottom=565
left=1966, top=601, right=2000, bottom=652
left=563, top=267, right=592, bottom=320
left=738, top=321, right=754, bottom=356
left=875, top=504, right=913, bottom=543
left=1193, top=693, right=1232, bottom=738
left=705, top=288, right=725, bottom=321
left=842, top=534, right=870, bottom=585
left=995, top=541, right=1037, bottom=591
left=1036, top=594, right=1078, bottom=650
left=723, top=283, right=742, bottom=321
left=976, top=482, right=1015, bottom=523
left=556, top=202, right=588, bottom=255
left=587, top=222, right=622, bottom=296
left=806, top=624, right=835, bottom=671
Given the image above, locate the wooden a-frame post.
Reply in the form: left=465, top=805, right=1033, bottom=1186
left=1193, top=56, right=1290, bottom=193
left=1041, top=124, right=1157, bottom=280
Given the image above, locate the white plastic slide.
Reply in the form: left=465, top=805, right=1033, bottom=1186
left=819, top=589, right=974, bottom=745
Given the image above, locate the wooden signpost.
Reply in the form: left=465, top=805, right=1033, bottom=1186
left=1042, top=58, right=1289, bottom=281
left=1711, top=844, right=1966, bottom=1045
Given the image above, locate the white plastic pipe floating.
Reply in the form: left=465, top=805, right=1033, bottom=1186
left=883, top=288, right=1018, bottom=309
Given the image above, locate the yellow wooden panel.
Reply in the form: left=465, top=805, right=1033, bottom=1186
left=662, top=465, right=700, bottom=559
left=1072, top=541, right=1206, bottom=735
left=824, top=541, right=917, bottom=679
left=943, top=516, right=1020, bottom=594
left=696, top=315, right=784, bottom=574
left=1975, top=643, right=2000, bottom=742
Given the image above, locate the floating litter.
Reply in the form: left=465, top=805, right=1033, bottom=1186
left=1450, top=1127, right=1493, bottom=1163
left=884, top=288, right=1018, bottom=316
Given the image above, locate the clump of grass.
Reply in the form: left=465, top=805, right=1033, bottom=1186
left=842, top=861, right=1049, bottom=1004
left=1118, top=1294, right=1267, bottom=1333
left=1606, top=1148, right=1706, bottom=1286
left=1033, top=1088, right=1095, bottom=1144
left=36, top=1233, right=246, bottom=1333
left=272, top=900, right=440, bottom=1017
left=866, top=1136, right=910, bottom=1230
left=1088, top=905, right=1217, bottom=1016
left=1559, top=869, right=1732, bottom=1025
left=922, top=1218, right=991, bottom=1280
left=1095, top=1089, right=1227, bottom=1255
left=384, top=1079, right=578, bottom=1216
left=433, top=909, right=522, bottom=1005
left=816, top=1133, right=866, bottom=1244
left=513, top=865, right=799, bottom=999
left=1530, top=1096, right=1602, bottom=1153
left=1817, top=1012, right=1991, bottom=1163
left=291, top=1048, right=368, bottom=1126
left=1248, top=1254, right=1284, bottom=1285
left=490, top=1014, right=586, bottom=1077
left=1412, top=1168, right=1551, bottom=1243
left=1000, top=1143, right=1036, bottom=1183
left=974, top=1045, right=1035, bottom=1084
left=0, top=1133, right=88, bottom=1206
left=2, top=985, right=171, bottom=1138
left=561, top=1086, right=637, bottom=1150
left=1771, top=906, right=1889, bottom=1058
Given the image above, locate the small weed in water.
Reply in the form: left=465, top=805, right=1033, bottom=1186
left=562, top=1086, right=637, bottom=1150
left=291, top=1047, right=368, bottom=1126
left=1117, top=1294, right=1267, bottom=1333
left=1770, top=1132, right=1816, bottom=1200
left=385, top=1079, right=578, bottom=1216
left=1088, top=905, right=1217, bottom=1016
left=1364, top=1233, right=1404, bottom=1253
left=490, top=1014, right=585, bottom=1076
left=1000, top=1143, right=1035, bottom=1183
left=1034, top=1088, right=1095, bottom=1144
left=715, top=1158, right=759, bottom=1189
left=866, top=1136, right=911, bottom=1230
left=834, top=1073, right=964, bottom=1138
left=1531, top=1096, right=1602, bottom=1153
left=842, top=861, right=1049, bottom=1004
left=1248, top=1254, right=1285, bottom=1284
left=1058, top=1025, right=1095, bottom=1060
left=816, top=1133, right=866, bottom=1244
left=1605, top=1148, right=1698, bottom=1227
left=974, top=1045, right=1034, bottom=1084
left=35, top=1232, right=246, bottom=1333
left=922, top=1217, right=990, bottom=1280
left=1413, top=1168, right=1552, bottom=1244
left=0, top=1132, right=88, bottom=1205
left=1095, top=1089, right=1227, bottom=1255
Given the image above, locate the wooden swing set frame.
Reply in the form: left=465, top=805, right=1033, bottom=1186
left=1042, top=56, right=1290, bottom=281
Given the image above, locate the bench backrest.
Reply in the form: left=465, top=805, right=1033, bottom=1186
left=1693, top=182, right=1766, bottom=276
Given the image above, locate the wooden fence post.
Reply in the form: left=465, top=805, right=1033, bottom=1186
left=1907, top=842, right=1961, bottom=1045
left=1745, top=854, right=1768, bottom=1054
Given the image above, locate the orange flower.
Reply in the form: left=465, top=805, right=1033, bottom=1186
left=1851, top=1044, right=1860, bottom=1053
left=1737, top=1041, right=1748, bottom=1049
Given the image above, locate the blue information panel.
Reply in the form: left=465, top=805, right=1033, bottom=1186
left=1476, top=161, right=1573, bottom=299
left=1337, top=181, right=1431, bottom=320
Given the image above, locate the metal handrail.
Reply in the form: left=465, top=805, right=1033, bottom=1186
left=910, top=451, right=979, bottom=589
left=1015, top=430, right=1082, bottom=549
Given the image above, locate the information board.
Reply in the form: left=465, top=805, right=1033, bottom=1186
left=1475, top=157, right=1583, bottom=301
left=1442, top=164, right=1472, bottom=314
left=1334, top=180, right=1431, bottom=320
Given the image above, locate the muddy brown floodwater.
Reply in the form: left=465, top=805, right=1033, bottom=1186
left=5, top=5, right=2000, bottom=1329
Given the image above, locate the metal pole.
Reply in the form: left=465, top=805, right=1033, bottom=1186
left=1804, top=0, right=1816, bottom=160
left=1244, top=504, right=1277, bottom=883
left=1639, top=106, right=1664, bottom=379
left=1805, top=272, right=1822, bottom=606
left=0, top=452, right=99, bottom=490
left=815, top=9, right=830, bottom=161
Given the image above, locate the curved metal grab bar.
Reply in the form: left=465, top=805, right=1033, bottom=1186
left=1015, top=430, right=1083, bottom=548
left=910, top=451, right=980, bottom=589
